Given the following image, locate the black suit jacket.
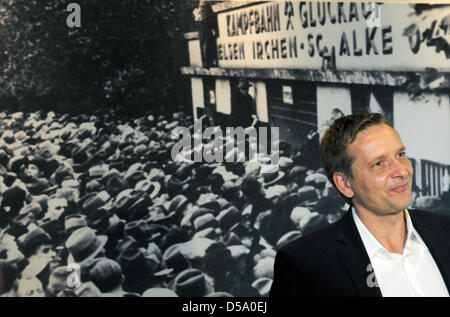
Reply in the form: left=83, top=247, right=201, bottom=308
left=270, top=209, right=450, bottom=297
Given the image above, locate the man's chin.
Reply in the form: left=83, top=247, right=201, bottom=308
left=390, top=197, right=412, bottom=213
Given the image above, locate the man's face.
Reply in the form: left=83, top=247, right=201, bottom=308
left=46, top=198, right=68, bottom=220
left=33, top=244, right=60, bottom=270
left=24, top=163, right=41, bottom=179
left=345, top=124, right=413, bottom=216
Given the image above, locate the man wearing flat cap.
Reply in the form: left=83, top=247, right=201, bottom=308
left=271, top=113, right=450, bottom=297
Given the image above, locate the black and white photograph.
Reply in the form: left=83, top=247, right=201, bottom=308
left=0, top=0, right=449, bottom=298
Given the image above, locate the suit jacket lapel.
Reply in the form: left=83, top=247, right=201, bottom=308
left=409, top=212, right=450, bottom=291
left=336, top=209, right=382, bottom=297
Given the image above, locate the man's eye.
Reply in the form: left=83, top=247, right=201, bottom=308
left=373, top=161, right=382, bottom=167
left=398, top=152, right=406, bottom=158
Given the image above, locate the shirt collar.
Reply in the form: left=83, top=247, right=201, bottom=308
left=404, top=209, right=427, bottom=250
left=352, top=207, right=386, bottom=259
left=352, top=207, right=425, bottom=259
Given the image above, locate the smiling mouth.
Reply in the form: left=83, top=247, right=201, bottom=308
left=391, top=183, right=409, bottom=193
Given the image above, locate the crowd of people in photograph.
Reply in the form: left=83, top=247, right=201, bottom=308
left=0, top=108, right=448, bottom=297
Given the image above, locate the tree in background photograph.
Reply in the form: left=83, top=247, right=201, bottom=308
left=0, top=0, right=198, bottom=116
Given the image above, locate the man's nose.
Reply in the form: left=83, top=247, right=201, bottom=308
left=391, top=159, right=410, bottom=178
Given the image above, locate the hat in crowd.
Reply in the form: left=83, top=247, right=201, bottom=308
left=193, top=214, right=218, bottom=231
left=148, top=206, right=175, bottom=226
left=297, top=185, right=319, bottom=206
left=142, top=287, right=178, bottom=297
left=17, top=227, right=52, bottom=257
left=275, top=230, right=302, bottom=250
left=172, top=268, right=214, bottom=297
left=10, top=156, right=29, bottom=175
left=305, top=173, right=328, bottom=189
left=134, top=180, right=161, bottom=199
left=264, top=185, right=287, bottom=199
left=124, top=169, right=146, bottom=188
left=159, top=226, right=190, bottom=252
left=221, top=182, right=243, bottom=202
left=11, top=212, right=36, bottom=237
left=81, top=192, right=110, bottom=217
left=290, top=207, right=312, bottom=228
left=254, top=248, right=277, bottom=262
left=168, top=194, right=189, bottom=215
left=166, top=175, right=190, bottom=197
left=289, top=165, right=308, bottom=184
left=19, top=203, right=43, bottom=218
left=102, top=172, right=125, bottom=192
left=118, top=246, right=159, bottom=275
left=194, top=164, right=215, bottom=181
left=116, top=236, right=139, bottom=257
left=227, top=245, right=250, bottom=260
left=203, top=242, right=233, bottom=277
left=117, top=248, right=159, bottom=292
left=123, top=219, right=165, bottom=243
left=256, top=209, right=297, bottom=246
left=281, top=193, right=306, bottom=214
left=162, top=244, right=191, bottom=274
left=241, top=175, right=261, bottom=197
left=36, top=217, right=63, bottom=240
left=64, top=214, right=88, bottom=237
left=27, top=178, right=54, bottom=196
left=181, top=238, right=217, bottom=263
left=192, top=227, right=220, bottom=240
left=251, top=277, right=272, bottom=297
left=88, top=208, right=111, bottom=231
left=216, top=206, right=241, bottom=231
left=2, top=186, right=27, bottom=209
left=278, top=156, right=294, bottom=170
left=224, top=232, right=242, bottom=247
left=197, top=192, right=222, bottom=212
left=106, top=175, right=130, bottom=199
left=66, top=227, right=108, bottom=264
left=299, top=212, right=329, bottom=235
left=85, top=179, right=102, bottom=193
left=253, top=256, right=274, bottom=279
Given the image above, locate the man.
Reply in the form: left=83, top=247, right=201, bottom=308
left=193, top=0, right=218, bottom=68
left=88, top=258, right=139, bottom=297
left=230, top=78, right=256, bottom=129
left=271, top=113, right=450, bottom=297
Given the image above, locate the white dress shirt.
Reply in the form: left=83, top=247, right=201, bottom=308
left=352, top=208, right=449, bottom=297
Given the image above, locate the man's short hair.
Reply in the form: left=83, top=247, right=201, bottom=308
left=319, top=113, right=392, bottom=205
left=89, top=259, right=123, bottom=293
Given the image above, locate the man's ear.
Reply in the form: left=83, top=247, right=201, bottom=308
left=333, top=172, right=354, bottom=199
